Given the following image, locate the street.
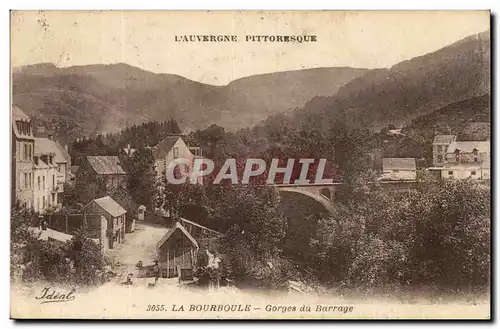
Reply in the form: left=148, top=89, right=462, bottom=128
left=106, top=221, right=169, bottom=283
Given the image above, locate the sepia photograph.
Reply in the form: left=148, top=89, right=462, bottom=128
left=9, top=10, right=491, bottom=319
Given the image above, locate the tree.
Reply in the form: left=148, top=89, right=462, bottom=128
left=64, top=229, right=105, bottom=285
left=126, top=148, right=156, bottom=207
left=311, top=180, right=490, bottom=296
left=194, top=124, right=226, bottom=158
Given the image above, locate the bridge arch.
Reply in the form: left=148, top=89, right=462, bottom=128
left=277, top=186, right=336, bottom=215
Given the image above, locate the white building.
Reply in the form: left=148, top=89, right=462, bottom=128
left=381, top=158, right=417, bottom=181
left=34, top=137, right=70, bottom=213
left=430, top=134, right=490, bottom=181
left=151, top=136, right=194, bottom=181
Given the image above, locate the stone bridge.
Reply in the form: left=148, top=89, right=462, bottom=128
left=274, top=183, right=343, bottom=214
left=275, top=181, right=418, bottom=214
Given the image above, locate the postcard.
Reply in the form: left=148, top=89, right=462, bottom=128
left=10, top=10, right=491, bottom=319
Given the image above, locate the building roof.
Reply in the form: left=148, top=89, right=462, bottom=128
left=12, top=105, right=34, bottom=140
left=89, top=196, right=127, bottom=217
left=180, top=217, right=223, bottom=237
left=86, top=156, right=126, bottom=175
left=382, top=158, right=416, bottom=171
left=12, top=105, right=30, bottom=121
left=446, top=141, right=490, bottom=154
left=34, top=158, right=50, bottom=169
left=433, top=135, right=457, bottom=144
left=152, top=136, right=181, bottom=159
left=156, top=221, right=199, bottom=250
left=54, top=142, right=71, bottom=163
left=34, top=138, right=68, bottom=164
left=38, top=228, right=73, bottom=243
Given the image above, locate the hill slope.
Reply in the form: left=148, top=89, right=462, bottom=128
left=295, top=30, right=490, bottom=131
left=12, top=64, right=367, bottom=136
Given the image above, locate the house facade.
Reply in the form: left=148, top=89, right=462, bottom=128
left=430, top=134, right=490, bottom=180
left=33, top=137, right=72, bottom=213
left=432, top=135, right=457, bottom=166
left=152, top=136, right=194, bottom=181
left=76, top=156, right=127, bottom=197
left=33, top=151, right=58, bottom=213
left=381, top=158, right=417, bottom=181
left=83, top=196, right=127, bottom=250
left=11, top=106, right=35, bottom=209
left=156, top=221, right=199, bottom=278
left=444, top=141, right=490, bottom=164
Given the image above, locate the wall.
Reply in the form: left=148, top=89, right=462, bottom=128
left=441, top=169, right=482, bottom=180
left=382, top=169, right=417, bottom=181
left=432, top=144, right=450, bottom=166
left=34, top=158, right=58, bottom=213
left=13, top=137, right=35, bottom=209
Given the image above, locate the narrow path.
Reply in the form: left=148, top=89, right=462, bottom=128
left=106, top=222, right=169, bottom=282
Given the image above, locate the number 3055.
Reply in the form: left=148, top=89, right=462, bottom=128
left=147, top=304, right=165, bottom=311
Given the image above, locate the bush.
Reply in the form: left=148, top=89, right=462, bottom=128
left=312, top=181, right=490, bottom=295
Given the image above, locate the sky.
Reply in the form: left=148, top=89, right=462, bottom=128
left=11, top=10, right=490, bottom=85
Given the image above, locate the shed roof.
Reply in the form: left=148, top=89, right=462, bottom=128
left=433, top=135, right=457, bottom=144
left=89, top=196, right=127, bottom=217
left=86, top=156, right=126, bottom=175
left=156, top=222, right=199, bottom=250
left=446, top=141, right=490, bottom=154
left=382, top=158, right=416, bottom=171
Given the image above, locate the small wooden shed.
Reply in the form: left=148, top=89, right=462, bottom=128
left=156, top=222, right=199, bottom=278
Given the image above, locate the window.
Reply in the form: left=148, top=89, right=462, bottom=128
left=24, top=173, right=28, bottom=189
left=448, top=171, right=454, bottom=175
left=173, top=147, right=179, bottom=158
left=53, top=175, right=55, bottom=189
left=43, top=196, right=46, bottom=208
left=471, top=171, right=476, bottom=176
left=393, top=169, right=399, bottom=173
left=28, top=144, right=32, bottom=160
left=43, top=176, right=45, bottom=190
left=437, top=155, right=443, bottom=162
left=38, top=176, right=40, bottom=190
left=23, top=144, right=27, bottom=161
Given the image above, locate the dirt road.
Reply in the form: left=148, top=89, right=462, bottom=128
left=107, top=222, right=169, bottom=282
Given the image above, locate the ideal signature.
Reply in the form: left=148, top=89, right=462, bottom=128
left=35, top=287, right=76, bottom=304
